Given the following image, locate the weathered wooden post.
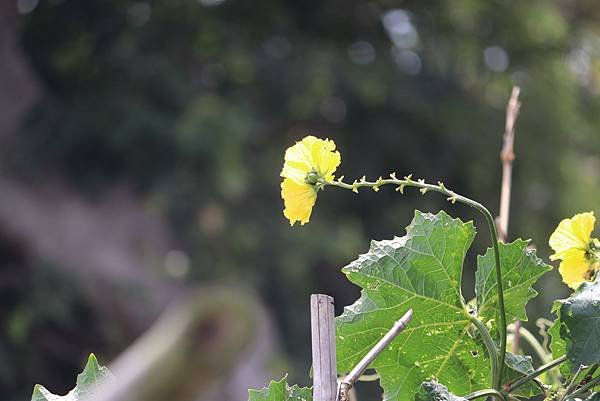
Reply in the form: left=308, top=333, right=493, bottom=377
left=310, top=294, right=337, bottom=401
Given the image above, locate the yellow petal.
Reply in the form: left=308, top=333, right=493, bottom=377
left=281, top=178, right=317, bottom=226
left=281, top=136, right=341, bottom=184
left=558, top=250, right=591, bottom=289
left=549, top=212, right=595, bottom=261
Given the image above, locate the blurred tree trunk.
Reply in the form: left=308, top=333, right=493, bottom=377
left=0, top=3, right=173, bottom=335
left=0, top=6, right=278, bottom=400
left=94, top=288, right=278, bottom=401
left=0, top=2, right=41, bottom=140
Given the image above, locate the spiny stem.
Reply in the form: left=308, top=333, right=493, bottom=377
left=506, top=356, right=567, bottom=393
left=487, top=211, right=507, bottom=390
left=464, top=388, right=506, bottom=401
left=325, top=175, right=507, bottom=390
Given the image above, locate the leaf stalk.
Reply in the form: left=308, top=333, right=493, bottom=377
left=471, top=316, right=499, bottom=390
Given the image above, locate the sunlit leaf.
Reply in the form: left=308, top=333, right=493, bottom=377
left=476, top=239, right=551, bottom=326
left=550, top=306, right=571, bottom=377
left=336, top=211, right=489, bottom=401
left=248, top=376, right=312, bottom=401
left=31, top=354, right=113, bottom=401
left=415, top=380, right=467, bottom=401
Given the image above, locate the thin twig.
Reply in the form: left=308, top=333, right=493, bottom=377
left=568, top=375, right=600, bottom=400
left=337, top=376, right=359, bottom=401
left=337, top=309, right=413, bottom=401
left=577, top=364, right=600, bottom=390
left=559, top=365, right=586, bottom=401
left=498, top=86, right=521, bottom=243
left=497, top=86, right=521, bottom=354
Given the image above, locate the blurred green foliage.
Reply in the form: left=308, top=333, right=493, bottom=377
left=3, top=0, right=600, bottom=399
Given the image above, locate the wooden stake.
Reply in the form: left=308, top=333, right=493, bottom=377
left=311, top=294, right=337, bottom=401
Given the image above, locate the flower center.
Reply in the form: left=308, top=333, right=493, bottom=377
left=305, top=170, right=320, bottom=185
left=586, top=239, right=600, bottom=275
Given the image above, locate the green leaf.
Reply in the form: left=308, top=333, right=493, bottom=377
left=475, top=239, right=552, bottom=326
left=503, top=353, right=545, bottom=398
left=549, top=312, right=566, bottom=360
left=550, top=307, right=572, bottom=377
left=504, top=352, right=534, bottom=375
left=248, top=376, right=312, bottom=401
left=554, top=276, right=600, bottom=368
left=31, top=354, right=113, bottom=401
left=336, top=210, right=490, bottom=401
left=415, top=380, right=467, bottom=401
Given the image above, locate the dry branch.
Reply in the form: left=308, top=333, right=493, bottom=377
left=337, top=309, right=414, bottom=401
left=497, top=86, right=521, bottom=353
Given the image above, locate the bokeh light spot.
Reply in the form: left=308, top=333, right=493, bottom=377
left=483, top=46, right=509, bottom=72
left=348, top=41, right=376, bottom=65
left=17, top=0, right=39, bottom=14
left=164, top=250, right=190, bottom=278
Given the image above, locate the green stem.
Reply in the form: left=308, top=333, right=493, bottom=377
left=471, top=316, right=499, bottom=389
left=566, top=375, right=600, bottom=399
left=325, top=175, right=508, bottom=390
left=506, top=356, right=567, bottom=393
left=464, top=388, right=507, bottom=401
left=485, top=210, right=507, bottom=390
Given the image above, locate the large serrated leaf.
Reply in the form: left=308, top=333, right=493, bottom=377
left=248, top=376, right=312, bottom=401
left=31, top=354, right=113, bottom=401
left=336, top=210, right=489, bottom=401
left=475, top=239, right=552, bottom=326
left=553, top=276, right=600, bottom=368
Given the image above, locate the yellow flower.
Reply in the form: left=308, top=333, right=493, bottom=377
left=557, top=250, right=590, bottom=290
left=549, top=212, right=595, bottom=260
left=281, top=179, right=317, bottom=226
left=549, top=212, right=598, bottom=289
left=280, top=136, right=341, bottom=225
